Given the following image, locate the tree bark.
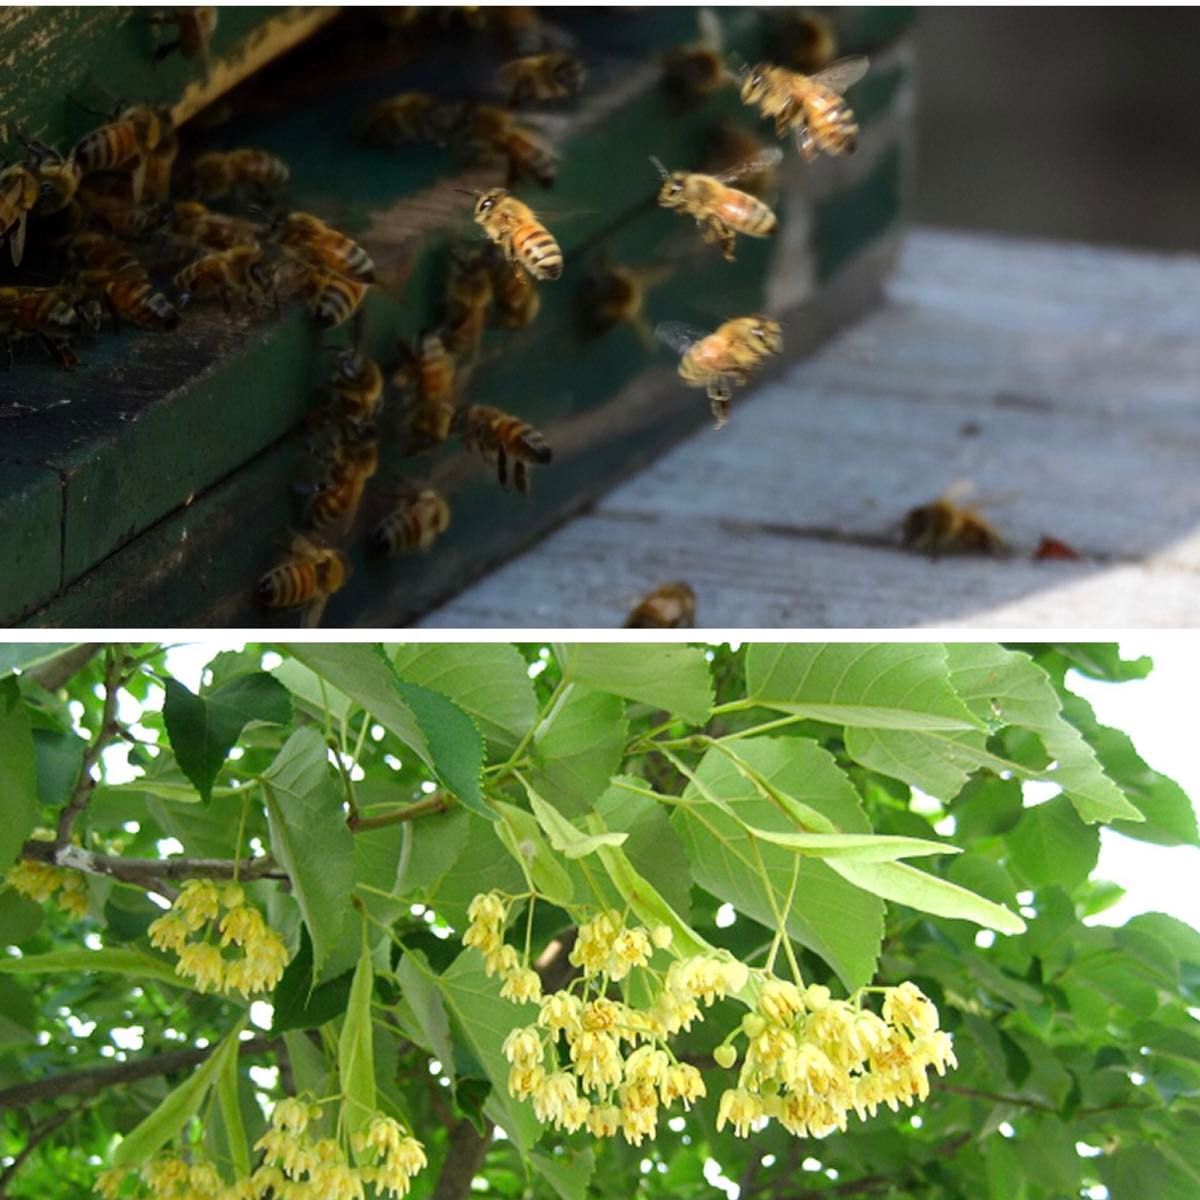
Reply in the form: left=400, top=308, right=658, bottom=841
left=432, top=1118, right=492, bottom=1200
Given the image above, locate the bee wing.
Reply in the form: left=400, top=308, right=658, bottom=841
left=9, top=212, right=27, bottom=267
left=711, top=147, right=783, bottom=186
left=809, top=55, right=870, bottom=93
left=654, top=320, right=707, bottom=356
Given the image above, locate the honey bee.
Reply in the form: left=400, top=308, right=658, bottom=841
left=701, top=120, right=779, bottom=199
left=300, top=268, right=370, bottom=330
left=256, top=533, right=350, bottom=609
left=15, top=132, right=82, bottom=216
left=773, top=9, right=838, bottom=74
left=900, top=485, right=1008, bottom=558
left=326, top=349, right=384, bottom=429
left=72, top=103, right=168, bottom=202
left=489, top=247, right=541, bottom=329
left=174, top=245, right=276, bottom=311
left=71, top=176, right=167, bottom=239
left=661, top=8, right=733, bottom=112
left=77, top=266, right=181, bottom=333
left=456, top=403, right=551, bottom=495
left=169, top=200, right=258, bottom=251
left=148, top=7, right=218, bottom=65
left=443, top=245, right=494, bottom=360
left=577, top=259, right=671, bottom=349
left=656, top=315, right=783, bottom=428
left=457, top=105, right=558, bottom=188
left=740, top=57, right=869, bottom=161
left=393, top=329, right=459, bottom=451
left=358, top=93, right=465, bottom=148
left=651, top=149, right=781, bottom=261
left=142, top=106, right=179, bottom=203
left=471, top=189, right=562, bottom=282
left=191, top=149, right=290, bottom=200
left=497, top=53, right=586, bottom=106
left=306, top=434, right=379, bottom=536
left=0, top=162, right=37, bottom=265
left=371, top=488, right=451, bottom=555
left=0, top=285, right=102, bottom=369
left=625, top=581, right=696, bottom=628
left=274, top=212, right=375, bottom=283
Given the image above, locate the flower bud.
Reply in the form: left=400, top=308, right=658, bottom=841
left=714, top=1043, right=738, bottom=1069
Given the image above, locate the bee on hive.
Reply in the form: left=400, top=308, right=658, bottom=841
left=651, top=149, right=781, bottom=262
left=71, top=103, right=170, bottom=203
left=14, top=131, right=82, bottom=217
left=191, top=149, right=290, bottom=201
left=358, top=92, right=466, bottom=149
left=147, top=7, right=218, bottom=67
left=326, top=349, right=385, bottom=431
left=273, top=212, right=375, bottom=283
left=67, top=233, right=181, bottom=332
left=625, top=581, right=696, bottom=628
left=470, top=189, right=562, bottom=282
left=0, top=285, right=102, bottom=369
left=497, top=52, right=586, bottom=106
left=305, top=433, right=379, bottom=538
left=442, top=245, right=495, bottom=361
left=0, top=161, right=38, bottom=265
left=656, top=315, right=783, bottom=429
left=299, top=268, right=370, bottom=330
left=371, top=487, right=452, bottom=555
left=168, top=200, right=259, bottom=253
left=256, top=533, right=350, bottom=610
left=900, top=483, right=1008, bottom=559
left=393, top=329, right=460, bottom=453
left=174, top=245, right=277, bottom=311
left=456, top=403, right=551, bottom=495
left=740, top=56, right=870, bottom=161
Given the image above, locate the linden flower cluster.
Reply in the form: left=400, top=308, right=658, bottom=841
left=714, top=978, right=957, bottom=1139
left=5, top=857, right=89, bottom=918
left=148, top=879, right=290, bottom=998
left=465, top=894, right=748, bottom=1145
left=94, top=1100, right=427, bottom=1200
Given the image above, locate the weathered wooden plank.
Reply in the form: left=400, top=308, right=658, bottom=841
left=0, top=461, right=61, bottom=623
left=422, top=227, right=1200, bottom=628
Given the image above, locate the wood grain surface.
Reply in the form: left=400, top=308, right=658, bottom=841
left=420, top=227, right=1200, bottom=628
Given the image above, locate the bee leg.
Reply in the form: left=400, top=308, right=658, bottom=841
left=708, top=379, right=732, bottom=430
left=514, top=460, right=529, bottom=495
left=496, top=444, right=509, bottom=490
left=794, top=125, right=817, bottom=162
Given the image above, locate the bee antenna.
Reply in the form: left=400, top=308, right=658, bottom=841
left=452, top=188, right=480, bottom=197
left=648, top=156, right=669, bottom=180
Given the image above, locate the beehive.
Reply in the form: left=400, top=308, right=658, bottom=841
left=0, top=6, right=915, bottom=627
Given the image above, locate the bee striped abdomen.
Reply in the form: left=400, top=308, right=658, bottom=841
left=308, top=274, right=368, bottom=329
left=512, top=225, right=562, bottom=280
left=73, top=123, right=141, bottom=173
left=257, top=562, right=317, bottom=608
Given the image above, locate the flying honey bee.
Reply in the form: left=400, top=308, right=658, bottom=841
left=15, top=132, right=82, bottom=216
left=0, top=162, right=37, bottom=265
left=191, top=149, right=290, bottom=200
left=393, top=329, right=460, bottom=451
left=305, top=434, right=379, bottom=536
left=701, top=120, right=779, bottom=199
left=326, top=349, right=384, bottom=429
left=661, top=8, right=733, bottom=113
left=497, top=52, right=586, bottom=106
left=625, top=581, right=696, bottom=628
left=457, top=105, right=558, bottom=188
left=443, top=245, right=494, bottom=360
left=656, top=315, right=783, bottom=428
left=772, top=9, right=838, bottom=73
left=0, top=285, right=102, bottom=369
left=274, top=212, right=375, bottom=282
left=72, top=103, right=169, bottom=203
left=900, top=484, right=1008, bottom=558
left=651, top=149, right=781, bottom=261
left=456, top=403, right=551, bottom=495
left=256, top=533, right=350, bottom=610
left=174, top=245, right=276, bottom=311
left=148, top=7, right=218, bottom=67
left=740, top=57, right=869, bottom=161
left=371, top=488, right=452, bottom=555
left=470, top=189, right=562, bottom=282
left=358, top=93, right=466, bottom=148
left=577, top=258, right=671, bottom=349
left=300, top=268, right=370, bottom=329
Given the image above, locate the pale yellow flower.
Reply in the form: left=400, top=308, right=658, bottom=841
left=651, top=924, right=673, bottom=949
left=558, top=1096, right=591, bottom=1132
left=580, top=996, right=622, bottom=1033
left=59, top=872, right=90, bottom=918
left=484, top=944, right=520, bottom=979
left=618, top=1100, right=658, bottom=1146
left=586, top=1104, right=621, bottom=1138
left=219, top=904, right=266, bottom=948
left=467, top=892, right=507, bottom=926
left=532, top=1071, right=578, bottom=1125
left=661, top=1063, right=706, bottom=1108
left=606, top=928, right=652, bottom=980
left=148, top=910, right=191, bottom=953
left=883, top=982, right=939, bottom=1037
left=569, top=910, right=621, bottom=977
left=6, top=860, right=64, bottom=903
left=390, top=1136, right=427, bottom=1179
left=500, top=967, right=542, bottom=1004
left=716, top=1087, right=764, bottom=1137
left=538, top=990, right=582, bottom=1034
left=623, top=1045, right=669, bottom=1088
left=758, top=979, right=805, bottom=1026
left=569, top=1029, right=623, bottom=1091
left=508, top=1063, right=546, bottom=1099
left=502, top=1026, right=543, bottom=1067
left=177, top=878, right=222, bottom=929
left=176, top=942, right=226, bottom=992
left=94, top=1167, right=128, bottom=1199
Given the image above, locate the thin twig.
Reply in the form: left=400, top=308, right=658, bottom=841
left=348, top=792, right=453, bottom=832
left=23, top=645, right=102, bottom=692
left=20, top=840, right=286, bottom=884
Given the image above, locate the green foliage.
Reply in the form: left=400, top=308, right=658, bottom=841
left=0, top=641, right=1196, bottom=1200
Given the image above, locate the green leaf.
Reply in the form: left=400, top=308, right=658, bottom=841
left=745, top=644, right=981, bottom=730
left=0, top=677, right=37, bottom=874
left=423, top=814, right=524, bottom=931
left=396, top=806, right=471, bottom=893
left=527, top=786, right=628, bottom=858
left=825, top=858, right=1026, bottom=934
left=396, top=951, right=455, bottom=1069
left=0, top=887, right=44, bottom=946
left=846, top=644, right=1141, bottom=820
left=0, top=644, right=78, bottom=677
left=1011, top=1117, right=1081, bottom=1198
left=528, top=685, right=627, bottom=817
left=33, top=727, right=86, bottom=809
left=287, top=644, right=488, bottom=819
left=746, top=828, right=959, bottom=862
left=112, top=1022, right=245, bottom=1168
left=0, top=946, right=182, bottom=989
left=529, top=1148, right=595, bottom=1200
left=1102, top=1145, right=1200, bottom=1200
left=673, top=738, right=884, bottom=990
left=1006, top=795, right=1099, bottom=890
left=437, top=950, right=542, bottom=1149
left=339, top=945, right=376, bottom=1153
left=216, top=1025, right=251, bottom=1178
left=261, top=727, right=354, bottom=978
left=494, top=800, right=574, bottom=905
left=272, top=927, right=355, bottom=1033
left=163, top=673, right=292, bottom=804
left=392, top=644, right=537, bottom=751
left=559, top=644, right=712, bottom=724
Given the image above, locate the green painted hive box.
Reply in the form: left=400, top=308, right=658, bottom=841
left=0, top=6, right=915, bottom=627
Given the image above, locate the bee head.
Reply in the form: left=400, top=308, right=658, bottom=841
left=473, top=188, right=505, bottom=218
left=741, top=63, right=769, bottom=102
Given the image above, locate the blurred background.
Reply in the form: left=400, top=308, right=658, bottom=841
left=915, top=7, right=1200, bottom=254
